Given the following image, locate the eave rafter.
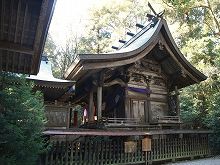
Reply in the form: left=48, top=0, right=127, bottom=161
left=0, top=41, right=34, bottom=55
left=31, top=0, right=56, bottom=75
left=0, top=0, right=56, bottom=74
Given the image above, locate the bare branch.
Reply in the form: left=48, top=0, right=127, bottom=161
left=161, top=0, right=175, bottom=9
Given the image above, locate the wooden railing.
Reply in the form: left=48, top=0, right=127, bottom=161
left=101, top=117, right=164, bottom=129
left=103, top=117, right=140, bottom=125
left=41, top=134, right=211, bottom=165
left=157, top=116, right=181, bottom=124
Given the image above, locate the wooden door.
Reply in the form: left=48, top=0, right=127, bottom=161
left=131, top=99, right=146, bottom=123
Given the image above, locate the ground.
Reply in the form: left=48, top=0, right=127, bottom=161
left=165, top=156, right=220, bottom=165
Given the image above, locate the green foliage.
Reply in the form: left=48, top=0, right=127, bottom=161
left=0, top=73, right=46, bottom=165
left=163, top=0, right=220, bottom=38
left=180, top=76, right=220, bottom=152
left=78, top=0, right=152, bottom=54
left=180, top=85, right=208, bottom=129
left=206, top=92, right=220, bottom=153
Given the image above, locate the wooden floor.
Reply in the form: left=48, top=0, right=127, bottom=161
left=43, top=128, right=212, bottom=136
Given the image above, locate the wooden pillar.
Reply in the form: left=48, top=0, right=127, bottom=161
left=125, top=97, right=130, bottom=118
left=146, top=99, right=151, bottom=123
left=88, top=90, right=94, bottom=122
left=67, top=108, right=71, bottom=128
left=67, top=102, right=71, bottom=129
left=97, top=86, right=102, bottom=121
left=73, top=111, right=78, bottom=127
left=146, top=82, right=151, bottom=123
left=175, top=86, right=180, bottom=121
left=124, top=85, right=130, bottom=118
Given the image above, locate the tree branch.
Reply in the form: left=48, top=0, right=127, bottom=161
left=161, top=0, right=175, bottom=9
left=206, top=0, right=220, bottom=36
left=190, top=1, right=220, bottom=37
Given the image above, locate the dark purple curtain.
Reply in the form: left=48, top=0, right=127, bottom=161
left=127, top=86, right=151, bottom=94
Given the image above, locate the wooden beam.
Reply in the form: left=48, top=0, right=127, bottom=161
left=97, top=86, right=102, bottom=120
left=14, top=0, right=21, bottom=43
left=175, top=86, right=180, bottom=121
left=8, top=0, right=14, bottom=41
left=5, top=51, right=9, bottom=72
left=21, top=3, right=28, bottom=44
left=12, top=50, right=16, bottom=72
left=1, top=0, right=5, bottom=40
left=9, top=0, right=16, bottom=72
left=124, top=86, right=130, bottom=118
left=158, top=54, right=169, bottom=63
left=148, top=2, right=157, bottom=16
left=83, top=41, right=157, bottom=70
left=17, top=53, right=21, bottom=73
left=0, top=41, right=34, bottom=54
left=0, top=52, right=2, bottom=71
left=159, top=34, right=200, bottom=83
left=24, top=54, right=28, bottom=73
left=88, top=90, right=94, bottom=122
left=31, top=0, right=56, bottom=75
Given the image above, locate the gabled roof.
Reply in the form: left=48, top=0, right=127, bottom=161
left=0, top=0, right=56, bottom=75
left=65, top=18, right=206, bottom=89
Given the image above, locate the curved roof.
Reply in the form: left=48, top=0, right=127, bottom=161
left=27, top=58, right=75, bottom=101
left=65, top=18, right=206, bottom=89
left=0, top=0, right=56, bottom=75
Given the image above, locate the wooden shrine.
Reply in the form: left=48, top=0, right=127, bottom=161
left=40, top=15, right=211, bottom=165
left=64, top=16, right=206, bottom=129
left=0, top=1, right=212, bottom=163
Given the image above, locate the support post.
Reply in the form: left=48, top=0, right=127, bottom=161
left=88, top=90, right=94, bottom=122
left=97, top=86, right=102, bottom=121
left=146, top=81, right=151, bottom=123
left=146, top=99, right=151, bottom=123
left=67, top=108, right=71, bottom=129
left=175, top=86, right=180, bottom=121
left=124, top=85, right=130, bottom=118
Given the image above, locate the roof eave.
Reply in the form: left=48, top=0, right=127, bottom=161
left=160, top=19, right=207, bottom=83
left=65, top=18, right=207, bottom=87
left=31, top=0, right=57, bottom=75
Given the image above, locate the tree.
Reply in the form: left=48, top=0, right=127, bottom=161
left=0, top=73, right=46, bottom=164
left=163, top=0, right=220, bottom=37
left=44, top=33, right=78, bottom=78
left=78, top=0, right=153, bottom=53
left=43, top=33, right=60, bottom=77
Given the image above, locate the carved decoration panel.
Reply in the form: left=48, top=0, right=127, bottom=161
left=127, top=57, right=167, bottom=89
left=45, top=105, right=68, bottom=127
left=151, top=102, right=168, bottom=120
